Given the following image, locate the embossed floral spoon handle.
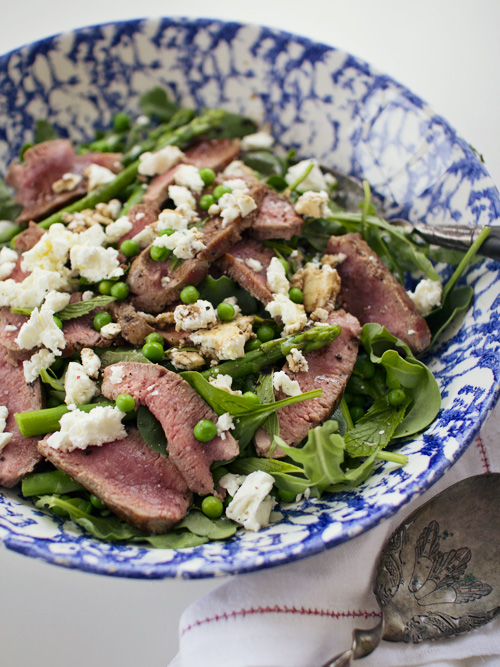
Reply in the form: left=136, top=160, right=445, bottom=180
left=322, top=473, right=500, bottom=666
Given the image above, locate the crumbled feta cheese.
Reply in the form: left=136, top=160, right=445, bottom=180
left=132, top=225, right=157, bottom=249
left=173, top=164, right=205, bottom=194
left=190, top=317, right=253, bottom=361
left=273, top=370, right=302, bottom=397
left=244, top=257, right=263, bottom=273
left=0, top=246, right=18, bottom=280
left=108, top=364, right=125, bottom=385
left=209, top=373, right=242, bottom=395
left=286, top=348, right=309, bottom=373
left=81, top=291, right=95, bottom=301
left=207, top=203, right=221, bottom=217
left=16, top=291, right=70, bottom=354
left=0, top=267, right=69, bottom=309
left=46, top=405, right=127, bottom=452
left=285, top=159, right=330, bottom=193
left=84, top=164, right=116, bottom=191
left=174, top=300, right=218, bottom=331
left=216, top=412, right=235, bottom=439
left=221, top=178, right=249, bottom=193
left=168, top=185, right=197, bottom=210
left=222, top=160, right=256, bottom=179
left=0, top=431, right=12, bottom=453
left=99, top=322, right=122, bottom=340
left=225, top=470, right=276, bottom=532
left=157, top=209, right=189, bottom=232
left=4, top=324, right=17, bottom=332
left=96, top=199, right=122, bottom=220
left=309, top=307, right=329, bottom=322
left=407, top=278, right=443, bottom=315
left=167, top=348, right=206, bottom=370
left=21, top=223, right=75, bottom=274
left=266, top=256, right=290, bottom=295
left=0, top=405, right=8, bottom=431
left=266, top=294, right=307, bottom=335
left=51, top=172, right=83, bottom=193
left=217, top=190, right=257, bottom=227
left=23, top=348, right=56, bottom=383
left=154, top=227, right=206, bottom=259
left=138, top=145, right=184, bottom=176
left=70, top=244, right=123, bottom=283
left=104, top=216, right=133, bottom=243
left=294, top=190, right=331, bottom=218
left=291, top=262, right=340, bottom=313
left=81, top=348, right=101, bottom=378
left=64, top=362, right=98, bottom=407
left=219, top=472, right=246, bottom=498
left=240, top=130, right=275, bottom=152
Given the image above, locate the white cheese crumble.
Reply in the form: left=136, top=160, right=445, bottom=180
left=154, top=227, right=206, bottom=259
left=294, top=190, right=331, bottom=218
left=70, top=244, right=123, bottom=283
left=16, top=291, right=70, bottom=354
left=273, top=370, right=302, bottom=397
left=84, top=164, right=116, bottom=191
left=51, top=172, right=83, bottom=193
left=240, top=130, right=275, bottom=152
left=174, top=300, right=218, bottom=331
left=286, top=348, right=309, bottom=373
left=222, top=160, right=256, bottom=179
left=0, top=246, right=18, bottom=281
left=21, top=223, right=74, bottom=275
left=100, top=322, right=122, bottom=340
left=0, top=267, right=69, bottom=310
left=209, top=373, right=242, bottom=395
left=216, top=412, right=235, bottom=439
left=407, top=278, right=443, bottom=315
left=131, top=225, right=157, bottom=249
left=217, top=190, right=257, bottom=228
left=138, top=145, right=184, bottom=176
left=173, top=164, right=205, bottom=194
left=108, top=364, right=125, bottom=385
left=168, top=348, right=206, bottom=371
left=104, top=216, right=133, bottom=243
left=189, top=317, right=253, bottom=361
left=81, top=348, right=101, bottom=378
left=23, top=348, right=56, bottom=383
left=266, top=294, right=307, bottom=335
left=64, top=362, right=98, bottom=407
left=218, top=472, right=246, bottom=498
left=285, top=159, right=330, bottom=193
left=244, top=257, right=263, bottom=273
left=225, top=470, right=276, bottom=532
left=0, top=405, right=12, bottom=454
left=266, top=256, right=289, bottom=295
left=46, top=405, right=127, bottom=452
left=221, top=178, right=250, bottom=193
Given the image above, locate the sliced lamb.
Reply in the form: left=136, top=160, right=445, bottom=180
left=13, top=221, right=45, bottom=252
left=250, top=189, right=305, bottom=240
left=143, top=138, right=241, bottom=208
left=38, top=427, right=192, bottom=533
left=117, top=202, right=160, bottom=244
left=0, top=308, right=28, bottom=354
left=62, top=314, right=112, bottom=355
left=218, top=237, right=275, bottom=305
left=327, top=233, right=431, bottom=354
left=0, top=345, right=43, bottom=487
left=101, top=362, right=239, bottom=495
left=254, top=310, right=361, bottom=458
left=6, top=139, right=122, bottom=223
left=109, top=301, right=156, bottom=346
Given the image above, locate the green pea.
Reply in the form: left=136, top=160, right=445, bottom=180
left=115, top=393, right=136, bottom=412
left=93, top=311, right=112, bottom=331
left=288, top=287, right=303, bottom=304
left=120, top=239, right=140, bottom=258
left=110, top=281, right=130, bottom=300
left=150, top=245, right=170, bottom=262
left=180, top=285, right=200, bottom=304
left=201, top=495, right=224, bottom=519
left=245, top=338, right=262, bottom=352
left=213, top=184, right=232, bottom=200
left=145, top=332, right=164, bottom=346
left=53, top=315, right=63, bottom=330
left=257, top=324, right=275, bottom=342
left=387, top=388, right=406, bottom=407
left=98, top=279, right=113, bottom=295
left=217, top=302, right=235, bottom=322
left=142, top=341, right=164, bottom=362
left=158, top=228, right=175, bottom=236
left=278, top=488, right=297, bottom=503
left=193, top=419, right=218, bottom=442
left=90, top=494, right=107, bottom=510
left=199, top=168, right=216, bottom=186
left=199, top=193, right=216, bottom=210
left=350, top=405, right=365, bottom=422
left=357, top=359, right=376, bottom=379
left=113, top=111, right=131, bottom=132
left=242, top=391, right=261, bottom=406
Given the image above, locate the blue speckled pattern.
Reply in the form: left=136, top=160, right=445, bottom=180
left=0, top=18, right=499, bottom=579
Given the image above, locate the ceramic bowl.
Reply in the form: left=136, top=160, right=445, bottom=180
left=1, top=17, right=499, bottom=579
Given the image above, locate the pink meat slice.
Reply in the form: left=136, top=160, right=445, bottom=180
left=0, top=345, right=43, bottom=487
left=218, top=237, right=275, bottom=305
left=6, top=139, right=122, bottom=223
left=38, top=427, right=192, bottom=533
left=327, top=233, right=431, bottom=354
left=250, top=189, right=305, bottom=240
left=101, top=362, right=239, bottom=495
left=254, top=310, right=361, bottom=458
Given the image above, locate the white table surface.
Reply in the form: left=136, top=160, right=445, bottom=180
left=1, top=2, right=499, bottom=666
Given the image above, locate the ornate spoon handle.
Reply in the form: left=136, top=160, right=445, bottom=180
left=321, top=617, right=384, bottom=666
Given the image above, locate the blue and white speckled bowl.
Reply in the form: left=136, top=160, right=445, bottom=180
left=1, top=17, right=499, bottom=579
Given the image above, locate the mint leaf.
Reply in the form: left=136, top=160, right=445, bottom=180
left=57, top=295, right=116, bottom=321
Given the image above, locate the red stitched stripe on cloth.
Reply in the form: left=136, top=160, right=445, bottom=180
left=475, top=434, right=491, bottom=474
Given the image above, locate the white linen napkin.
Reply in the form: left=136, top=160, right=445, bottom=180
left=170, top=400, right=500, bottom=667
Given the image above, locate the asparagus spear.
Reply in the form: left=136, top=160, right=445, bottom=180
left=15, top=401, right=115, bottom=438
left=201, top=324, right=341, bottom=381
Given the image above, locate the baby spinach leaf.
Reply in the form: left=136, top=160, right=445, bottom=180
left=242, top=150, right=283, bottom=176
left=137, top=405, right=167, bottom=456
left=426, top=285, right=473, bottom=345
left=34, top=119, right=60, bottom=144
left=206, top=111, right=256, bottom=139
left=56, top=295, right=116, bottom=320
left=139, top=86, right=179, bottom=122
left=229, top=457, right=312, bottom=496
left=197, top=274, right=259, bottom=315
left=143, top=532, right=209, bottom=549
left=176, top=510, right=237, bottom=540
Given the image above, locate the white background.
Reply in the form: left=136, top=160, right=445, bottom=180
left=1, top=2, right=499, bottom=666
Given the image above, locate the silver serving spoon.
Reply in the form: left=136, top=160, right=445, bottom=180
left=322, top=473, right=500, bottom=666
